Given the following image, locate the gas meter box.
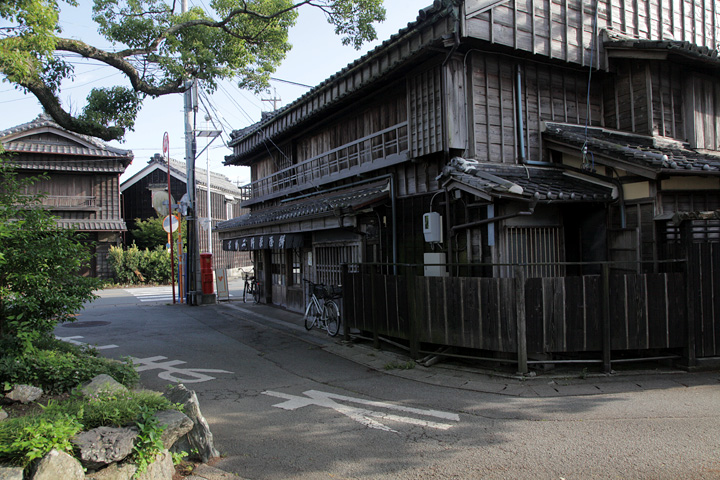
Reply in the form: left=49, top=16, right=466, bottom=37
left=423, top=212, right=443, bottom=243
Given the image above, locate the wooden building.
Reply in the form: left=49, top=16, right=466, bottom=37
left=0, top=114, right=132, bottom=279
left=218, top=0, right=719, bottom=368
left=121, top=154, right=251, bottom=274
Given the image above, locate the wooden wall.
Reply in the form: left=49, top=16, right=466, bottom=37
left=408, top=64, right=444, bottom=158
left=464, top=0, right=720, bottom=70
left=604, top=59, right=686, bottom=139
left=295, top=91, right=407, bottom=164
left=470, top=51, right=603, bottom=163
left=686, top=74, right=720, bottom=151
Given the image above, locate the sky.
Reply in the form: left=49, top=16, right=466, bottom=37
left=0, top=0, right=430, bottom=187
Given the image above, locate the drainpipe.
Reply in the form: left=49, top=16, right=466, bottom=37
left=516, top=65, right=526, bottom=163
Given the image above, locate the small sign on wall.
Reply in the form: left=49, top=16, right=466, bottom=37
left=216, top=268, right=229, bottom=301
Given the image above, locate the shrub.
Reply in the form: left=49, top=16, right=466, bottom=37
left=0, top=339, right=138, bottom=394
left=0, top=414, right=82, bottom=466
left=43, top=389, right=176, bottom=430
left=0, top=160, right=102, bottom=353
left=0, top=389, right=178, bottom=468
left=108, top=244, right=178, bottom=285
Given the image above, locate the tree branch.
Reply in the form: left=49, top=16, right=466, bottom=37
left=20, top=76, right=125, bottom=141
left=55, top=38, right=185, bottom=96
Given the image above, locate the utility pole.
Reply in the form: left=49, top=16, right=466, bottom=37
left=262, top=88, right=282, bottom=111
left=182, top=0, right=200, bottom=305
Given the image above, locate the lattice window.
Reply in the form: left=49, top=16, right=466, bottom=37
left=504, top=226, right=564, bottom=278
left=314, top=244, right=360, bottom=286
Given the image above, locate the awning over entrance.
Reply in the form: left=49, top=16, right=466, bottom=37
left=440, top=157, right=617, bottom=202
left=223, top=232, right=304, bottom=251
left=216, top=179, right=390, bottom=238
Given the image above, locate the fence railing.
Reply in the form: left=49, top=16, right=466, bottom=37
left=18, top=195, right=97, bottom=209
left=341, top=253, right=717, bottom=374
left=240, top=122, right=409, bottom=205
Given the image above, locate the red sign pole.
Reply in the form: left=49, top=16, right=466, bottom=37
left=164, top=132, right=176, bottom=304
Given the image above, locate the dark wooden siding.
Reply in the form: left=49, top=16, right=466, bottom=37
left=686, top=74, right=720, bottom=151
left=343, top=270, right=690, bottom=355
left=408, top=64, right=443, bottom=158
left=122, top=172, right=187, bottom=231
left=464, top=0, right=720, bottom=70
left=471, top=51, right=602, bottom=163
left=295, top=89, right=407, bottom=164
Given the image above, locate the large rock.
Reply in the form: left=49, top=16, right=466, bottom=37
left=135, top=450, right=174, bottom=480
left=71, top=426, right=139, bottom=470
left=0, top=409, right=7, bottom=422
left=29, top=449, right=84, bottom=480
left=5, top=384, right=43, bottom=404
left=0, top=465, right=24, bottom=480
left=80, top=374, right=128, bottom=398
left=164, top=385, right=219, bottom=462
left=85, top=462, right=137, bottom=480
left=153, top=409, right=193, bottom=449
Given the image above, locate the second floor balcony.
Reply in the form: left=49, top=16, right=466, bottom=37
left=19, top=195, right=98, bottom=210
left=240, top=122, right=409, bottom=207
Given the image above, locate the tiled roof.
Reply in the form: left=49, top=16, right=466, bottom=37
left=216, top=179, right=390, bottom=232
left=0, top=114, right=133, bottom=166
left=226, top=2, right=449, bottom=147
left=120, top=155, right=244, bottom=197
left=440, top=158, right=616, bottom=202
left=604, top=31, right=720, bottom=65
left=10, top=159, right=129, bottom=173
left=55, top=219, right=127, bottom=232
left=543, top=122, right=720, bottom=174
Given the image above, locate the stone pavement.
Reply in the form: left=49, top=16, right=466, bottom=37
left=219, top=278, right=720, bottom=399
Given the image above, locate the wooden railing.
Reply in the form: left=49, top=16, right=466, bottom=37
left=240, top=122, right=409, bottom=205
left=19, top=195, right=97, bottom=209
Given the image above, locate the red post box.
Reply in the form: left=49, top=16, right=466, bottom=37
left=200, top=253, right=213, bottom=294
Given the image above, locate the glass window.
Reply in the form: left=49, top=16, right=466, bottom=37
left=271, top=250, right=286, bottom=286
left=291, top=249, right=301, bottom=286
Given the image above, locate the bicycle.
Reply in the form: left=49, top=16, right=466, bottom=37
left=243, top=272, right=261, bottom=304
left=302, top=279, right=341, bottom=337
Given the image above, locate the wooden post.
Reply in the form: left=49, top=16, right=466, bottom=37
left=341, top=263, right=350, bottom=342
left=514, top=266, right=528, bottom=374
left=371, top=272, right=380, bottom=349
left=681, top=221, right=697, bottom=368
left=406, top=265, right=420, bottom=359
left=601, top=263, right=612, bottom=373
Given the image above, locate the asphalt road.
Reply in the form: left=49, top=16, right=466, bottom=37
left=59, top=285, right=720, bottom=480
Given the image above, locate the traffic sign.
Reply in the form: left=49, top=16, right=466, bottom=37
left=162, top=214, right=180, bottom=233
left=162, top=132, right=169, bottom=156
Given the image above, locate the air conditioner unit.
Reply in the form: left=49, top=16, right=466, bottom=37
left=423, top=212, right=443, bottom=243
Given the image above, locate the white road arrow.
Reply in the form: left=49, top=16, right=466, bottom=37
left=263, top=389, right=460, bottom=433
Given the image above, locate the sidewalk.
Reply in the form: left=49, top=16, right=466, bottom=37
left=218, top=288, right=720, bottom=398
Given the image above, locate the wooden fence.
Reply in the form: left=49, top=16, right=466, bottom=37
left=341, top=243, right=719, bottom=372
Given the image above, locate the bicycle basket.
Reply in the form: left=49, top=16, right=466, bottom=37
left=328, top=285, right=342, bottom=299
left=311, top=283, right=329, bottom=299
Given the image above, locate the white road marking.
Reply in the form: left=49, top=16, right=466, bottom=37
left=263, top=389, right=460, bottom=433
left=130, top=355, right=233, bottom=383
left=56, top=335, right=118, bottom=350
left=124, top=287, right=175, bottom=302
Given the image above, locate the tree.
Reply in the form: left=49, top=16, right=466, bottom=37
left=0, top=0, right=386, bottom=141
left=129, top=214, right=185, bottom=250
left=0, top=159, right=102, bottom=352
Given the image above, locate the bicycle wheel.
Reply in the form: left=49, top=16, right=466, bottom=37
left=304, top=300, right=320, bottom=330
left=323, top=300, right=340, bottom=337
left=243, top=280, right=250, bottom=303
